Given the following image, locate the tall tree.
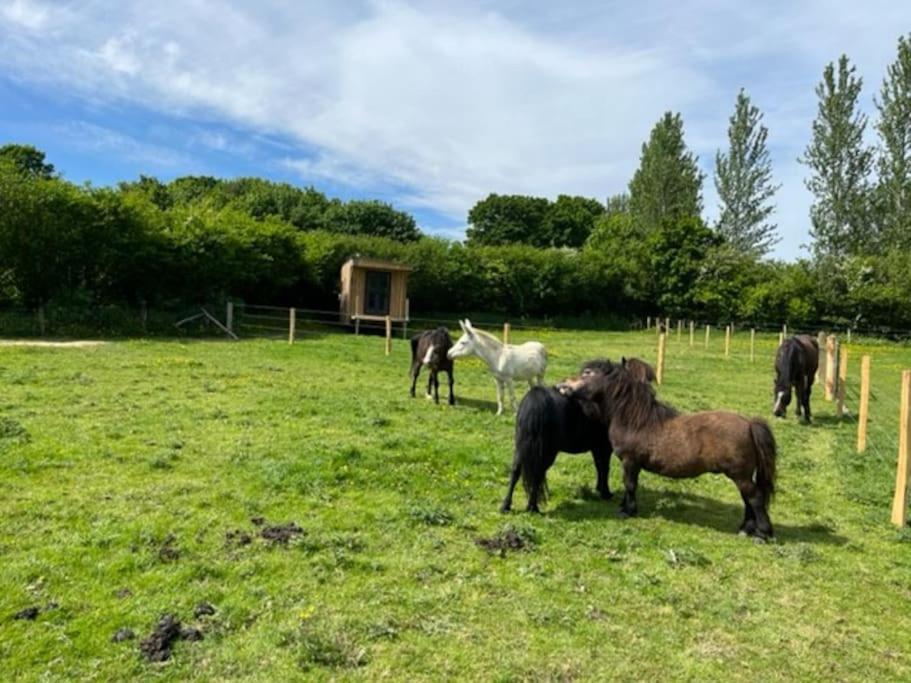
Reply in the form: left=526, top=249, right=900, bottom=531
left=541, top=195, right=605, bottom=248
left=874, top=34, right=911, bottom=250
left=714, top=89, right=780, bottom=256
left=0, top=144, right=55, bottom=179
left=800, top=55, right=873, bottom=258
left=628, top=112, right=704, bottom=231
left=466, top=194, right=551, bottom=246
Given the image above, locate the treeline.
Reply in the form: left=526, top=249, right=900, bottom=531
left=1, top=36, right=910, bottom=331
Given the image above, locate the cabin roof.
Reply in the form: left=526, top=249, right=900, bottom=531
left=343, top=257, right=413, bottom=272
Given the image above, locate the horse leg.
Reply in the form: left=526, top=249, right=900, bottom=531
left=736, top=479, right=773, bottom=539
left=432, top=369, right=441, bottom=404
left=446, top=369, right=455, bottom=405
left=591, top=447, right=613, bottom=500
left=738, top=490, right=756, bottom=536
left=803, top=376, right=813, bottom=423
left=410, top=362, right=420, bottom=397
left=500, top=453, right=521, bottom=513
left=506, top=380, right=517, bottom=412
left=494, top=379, right=504, bottom=415
left=619, top=457, right=640, bottom=517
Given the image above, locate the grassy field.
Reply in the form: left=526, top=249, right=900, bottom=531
left=2, top=327, right=911, bottom=681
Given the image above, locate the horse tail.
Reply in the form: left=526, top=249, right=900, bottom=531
left=409, top=334, right=420, bottom=363
left=515, top=388, right=551, bottom=506
left=750, top=418, right=777, bottom=500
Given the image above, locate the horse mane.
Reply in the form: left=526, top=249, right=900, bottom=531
left=470, top=327, right=503, bottom=346
left=596, top=369, right=678, bottom=430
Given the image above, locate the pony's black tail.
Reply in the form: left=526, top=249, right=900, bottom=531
left=409, top=334, right=420, bottom=363
left=750, top=419, right=777, bottom=500
left=515, top=388, right=551, bottom=507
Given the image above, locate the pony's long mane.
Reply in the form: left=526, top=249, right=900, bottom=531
left=596, top=370, right=678, bottom=430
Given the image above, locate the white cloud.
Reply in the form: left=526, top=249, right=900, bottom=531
left=0, top=0, right=50, bottom=30
left=1, top=0, right=909, bottom=258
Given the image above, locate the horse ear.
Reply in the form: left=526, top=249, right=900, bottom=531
left=458, top=319, right=466, bottom=332
left=621, top=356, right=628, bottom=366
left=465, top=319, right=475, bottom=334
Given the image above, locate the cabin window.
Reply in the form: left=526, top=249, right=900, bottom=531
left=364, top=270, right=391, bottom=315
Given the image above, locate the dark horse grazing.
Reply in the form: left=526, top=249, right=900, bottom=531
left=774, top=334, right=819, bottom=422
left=501, top=358, right=656, bottom=513
left=410, top=328, right=455, bottom=405
left=559, top=362, right=778, bottom=539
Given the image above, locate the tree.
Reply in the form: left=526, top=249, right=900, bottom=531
left=0, top=160, right=89, bottom=306
left=649, top=216, right=719, bottom=315
left=541, top=195, right=604, bottom=248
left=605, top=193, right=630, bottom=217
left=466, top=194, right=551, bottom=246
left=0, top=144, right=55, bottom=179
left=874, top=34, right=911, bottom=250
left=800, top=55, right=873, bottom=258
left=325, top=200, right=421, bottom=242
left=714, top=90, right=780, bottom=256
left=628, top=112, right=704, bottom=232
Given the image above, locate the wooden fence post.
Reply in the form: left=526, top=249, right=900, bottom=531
left=847, top=328, right=852, bottom=344
left=891, top=369, right=911, bottom=526
left=724, top=325, right=731, bottom=358
left=288, top=307, right=296, bottom=345
left=646, top=316, right=651, bottom=330
left=816, top=331, right=826, bottom=386
left=857, top=355, right=871, bottom=453
left=503, top=322, right=511, bottom=345
left=665, top=317, right=670, bottom=335
left=782, top=323, right=788, bottom=338
left=354, top=295, right=360, bottom=336
left=778, top=331, right=784, bottom=347
left=226, top=301, right=234, bottom=335
left=750, top=328, right=756, bottom=362
left=656, top=333, right=667, bottom=385
left=825, top=335, right=836, bottom=401
left=403, top=299, right=410, bottom=340
left=385, top=315, right=392, bottom=356
left=689, top=321, right=694, bottom=347
left=677, top=319, right=682, bottom=340
left=704, top=324, right=710, bottom=350
left=837, top=345, right=848, bottom=418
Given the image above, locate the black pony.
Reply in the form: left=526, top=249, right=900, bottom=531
left=410, top=328, right=455, bottom=405
left=500, top=358, right=654, bottom=513
left=773, top=334, right=819, bottom=422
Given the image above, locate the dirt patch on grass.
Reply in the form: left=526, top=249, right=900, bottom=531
left=261, top=522, right=304, bottom=544
left=0, top=340, right=105, bottom=348
left=139, top=614, right=204, bottom=662
left=475, top=525, right=537, bottom=556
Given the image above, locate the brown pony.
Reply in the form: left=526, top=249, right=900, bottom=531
left=559, top=362, right=778, bottom=539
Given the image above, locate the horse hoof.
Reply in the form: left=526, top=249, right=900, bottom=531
left=499, top=505, right=511, bottom=514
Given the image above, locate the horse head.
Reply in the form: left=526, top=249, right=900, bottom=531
left=447, top=319, right=478, bottom=360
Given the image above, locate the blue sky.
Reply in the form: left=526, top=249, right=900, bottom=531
left=2, top=1, right=909, bottom=258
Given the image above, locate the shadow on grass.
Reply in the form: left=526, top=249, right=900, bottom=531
left=550, top=489, right=848, bottom=546
left=456, top=396, right=502, bottom=413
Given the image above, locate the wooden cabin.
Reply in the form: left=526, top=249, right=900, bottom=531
left=339, top=257, right=411, bottom=328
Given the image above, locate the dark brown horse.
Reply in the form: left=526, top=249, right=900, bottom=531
left=559, top=362, right=778, bottom=539
left=410, top=328, right=455, bottom=405
left=774, top=334, right=819, bottom=422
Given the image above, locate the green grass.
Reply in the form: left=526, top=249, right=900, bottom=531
left=2, top=328, right=911, bottom=681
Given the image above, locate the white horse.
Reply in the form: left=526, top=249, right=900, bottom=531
left=447, top=319, right=547, bottom=415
